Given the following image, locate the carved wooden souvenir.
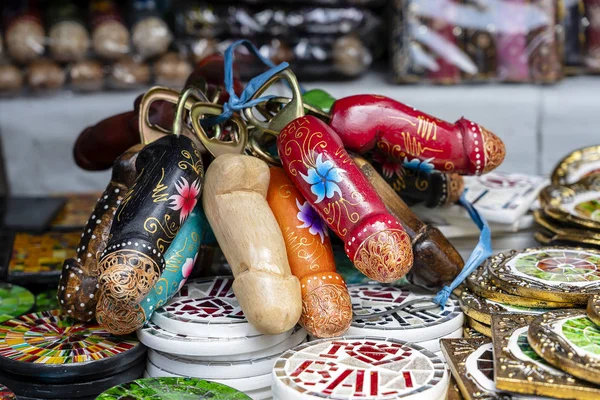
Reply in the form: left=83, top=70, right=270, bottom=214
left=466, top=265, right=577, bottom=309
left=353, top=155, right=463, bottom=289
left=530, top=1, right=562, bottom=83
left=95, top=206, right=206, bottom=335
left=540, top=174, right=600, bottom=231
left=487, top=247, right=600, bottom=304
left=528, top=309, right=600, bottom=385
left=202, top=154, right=302, bottom=335
left=328, top=95, right=506, bottom=175
left=551, top=145, right=600, bottom=185
left=462, top=0, right=497, bottom=81
left=564, top=0, right=586, bottom=70
left=277, top=116, right=413, bottom=283
left=186, top=54, right=244, bottom=104
left=2, top=0, right=45, bottom=64
left=267, top=167, right=352, bottom=338
left=492, top=313, right=600, bottom=399
left=97, top=135, right=203, bottom=311
left=58, top=145, right=142, bottom=321
left=89, top=0, right=130, bottom=60
left=422, top=0, right=461, bottom=84
left=587, top=295, right=600, bottom=328
left=496, top=0, right=530, bottom=82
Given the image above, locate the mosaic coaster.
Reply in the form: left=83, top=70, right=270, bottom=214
left=587, top=294, right=600, bottom=326
left=96, top=377, right=252, bottom=400
left=551, top=145, right=600, bottom=185
left=34, top=288, right=59, bottom=312
left=50, top=193, right=102, bottom=230
left=8, top=231, right=80, bottom=285
left=528, top=309, right=600, bottom=385
left=346, top=284, right=464, bottom=343
left=0, top=309, right=145, bottom=382
left=151, top=277, right=261, bottom=337
left=0, top=357, right=145, bottom=399
left=414, top=326, right=463, bottom=354
left=440, top=338, right=550, bottom=400
left=0, top=283, right=34, bottom=323
left=540, top=175, right=600, bottom=230
left=145, top=359, right=272, bottom=392
left=459, top=290, right=552, bottom=326
left=465, top=317, right=491, bottom=338
left=534, top=209, right=600, bottom=245
left=137, top=320, right=292, bottom=357
left=0, top=384, right=16, bottom=400
left=487, top=247, right=600, bottom=304
left=272, top=336, right=448, bottom=400
left=462, top=327, right=485, bottom=339
left=466, top=265, right=575, bottom=308
left=491, top=313, right=600, bottom=399
left=148, top=326, right=306, bottom=379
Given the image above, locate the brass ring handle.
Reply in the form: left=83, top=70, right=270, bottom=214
left=247, top=128, right=280, bottom=166
left=173, top=87, right=210, bottom=138
left=190, top=102, right=248, bottom=158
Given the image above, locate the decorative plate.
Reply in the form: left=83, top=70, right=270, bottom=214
left=465, top=317, right=491, bottom=338
left=0, top=283, right=34, bottom=323
left=528, top=309, right=600, bottom=385
left=0, top=384, right=16, bottom=400
left=137, top=320, right=292, bottom=357
left=466, top=265, right=576, bottom=308
left=587, top=294, right=600, bottom=326
left=0, top=357, right=145, bottom=399
left=346, top=284, right=464, bottom=342
left=459, top=290, right=552, bottom=326
left=147, top=326, right=306, bottom=379
left=491, top=313, right=600, bottom=399
left=487, top=247, right=600, bottom=304
left=540, top=175, right=600, bottom=231
left=463, top=327, right=485, bottom=339
left=96, top=377, right=252, bottom=400
left=440, top=338, right=546, bottom=400
left=151, top=277, right=261, bottom=337
left=272, top=336, right=448, bottom=400
left=533, top=209, right=600, bottom=247
left=34, top=289, right=59, bottom=312
left=551, top=145, right=600, bottom=185
left=0, top=309, right=145, bottom=381
left=145, top=359, right=272, bottom=392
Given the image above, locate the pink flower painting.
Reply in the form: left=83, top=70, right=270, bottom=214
left=178, top=252, right=198, bottom=291
left=168, top=177, right=201, bottom=224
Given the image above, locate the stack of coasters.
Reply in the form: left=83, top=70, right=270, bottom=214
left=0, top=309, right=146, bottom=399
left=272, top=336, right=449, bottom=399
left=345, top=283, right=464, bottom=358
left=97, top=377, right=252, bottom=399
left=0, top=282, right=35, bottom=323
left=536, top=174, right=600, bottom=247
left=491, top=312, right=600, bottom=399
left=0, top=384, right=16, bottom=400
left=137, top=277, right=307, bottom=400
left=462, top=246, right=600, bottom=337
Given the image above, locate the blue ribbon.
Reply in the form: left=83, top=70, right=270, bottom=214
left=202, top=39, right=290, bottom=127
left=434, top=192, right=492, bottom=308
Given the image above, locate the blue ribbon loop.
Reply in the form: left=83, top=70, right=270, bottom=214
left=434, top=192, right=492, bottom=308
left=202, top=39, right=291, bottom=127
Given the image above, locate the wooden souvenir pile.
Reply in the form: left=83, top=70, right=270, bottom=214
left=535, top=146, right=600, bottom=248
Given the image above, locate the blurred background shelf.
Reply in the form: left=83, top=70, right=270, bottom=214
left=2, top=72, right=599, bottom=195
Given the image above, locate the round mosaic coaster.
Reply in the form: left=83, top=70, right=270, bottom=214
left=465, top=317, right=491, bottom=338
left=137, top=320, right=292, bottom=357
left=151, top=277, right=262, bottom=338
left=96, top=377, right=252, bottom=400
left=34, top=289, right=59, bottom=312
left=588, top=295, right=600, bottom=326
left=0, top=283, right=35, bottom=323
left=0, top=384, right=16, bottom=400
left=487, top=247, right=600, bottom=304
left=145, top=359, right=272, bottom=392
left=346, top=284, right=464, bottom=342
left=272, top=336, right=448, bottom=400
left=0, top=357, right=145, bottom=399
left=414, top=327, right=462, bottom=353
left=529, top=309, right=600, bottom=385
left=459, top=290, right=554, bottom=326
left=467, top=265, right=576, bottom=308
left=551, top=145, right=600, bottom=185
left=148, top=326, right=306, bottom=379
left=541, top=175, right=600, bottom=230
left=0, top=309, right=146, bottom=381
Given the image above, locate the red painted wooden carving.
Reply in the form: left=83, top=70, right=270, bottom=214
left=328, top=94, right=506, bottom=176
left=277, top=115, right=413, bottom=283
